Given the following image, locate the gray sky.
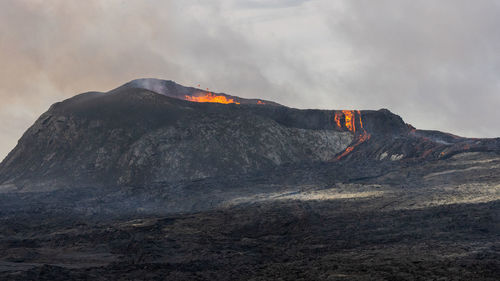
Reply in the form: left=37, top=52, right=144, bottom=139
left=1, top=0, right=500, bottom=161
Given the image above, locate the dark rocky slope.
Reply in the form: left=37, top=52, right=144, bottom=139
left=0, top=79, right=498, bottom=194
left=0, top=87, right=356, bottom=191
left=0, top=79, right=499, bottom=280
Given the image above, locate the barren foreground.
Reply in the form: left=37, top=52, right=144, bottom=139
left=0, top=152, right=498, bottom=280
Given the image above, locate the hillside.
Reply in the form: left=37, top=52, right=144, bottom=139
left=0, top=79, right=498, bottom=280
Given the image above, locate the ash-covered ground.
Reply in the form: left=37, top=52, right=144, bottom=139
left=0, top=152, right=498, bottom=280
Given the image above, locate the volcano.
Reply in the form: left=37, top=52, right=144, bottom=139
left=0, top=79, right=498, bottom=280
left=1, top=78, right=498, bottom=192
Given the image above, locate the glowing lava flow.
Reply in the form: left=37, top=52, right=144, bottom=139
left=334, top=113, right=342, bottom=128
left=185, top=92, right=240, bottom=104
left=343, top=110, right=355, bottom=133
left=335, top=110, right=371, bottom=160
left=336, top=132, right=371, bottom=160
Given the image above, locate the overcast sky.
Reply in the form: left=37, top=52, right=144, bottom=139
left=1, top=0, right=500, bottom=161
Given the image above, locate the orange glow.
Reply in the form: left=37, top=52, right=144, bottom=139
left=357, top=110, right=364, bottom=129
left=342, top=110, right=355, bottom=133
left=334, top=110, right=362, bottom=133
left=335, top=110, right=371, bottom=160
left=334, top=112, right=342, bottom=128
left=337, top=132, right=371, bottom=160
left=185, top=92, right=240, bottom=104
left=338, top=146, right=355, bottom=159
left=257, top=100, right=266, bottom=105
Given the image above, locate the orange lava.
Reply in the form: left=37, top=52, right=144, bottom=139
left=337, top=131, right=371, bottom=160
left=334, top=110, right=364, bottom=133
left=334, top=113, right=342, bottom=128
left=185, top=92, right=240, bottom=104
left=334, top=110, right=361, bottom=133
left=335, top=110, right=371, bottom=160
left=343, top=110, right=355, bottom=133
left=357, top=110, right=364, bottom=129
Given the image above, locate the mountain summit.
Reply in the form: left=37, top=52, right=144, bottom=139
left=0, top=79, right=498, bottom=193
left=120, top=78, right=282, bottom=106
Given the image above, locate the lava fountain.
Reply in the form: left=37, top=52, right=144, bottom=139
left=335, top=110, right=371, bottom=160
left=185, top=92, right=240, bottom=104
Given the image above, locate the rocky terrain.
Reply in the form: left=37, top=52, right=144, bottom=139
left=0, top=79, right=498, bottom=280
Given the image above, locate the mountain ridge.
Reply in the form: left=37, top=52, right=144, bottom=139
left=0, top=79, right=499, bottom=193
left=119, top=78, right=283, bottom=106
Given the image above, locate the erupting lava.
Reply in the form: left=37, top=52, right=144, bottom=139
left=343, top=110, right=355, bottom=133
left=334, top=113, right=342, bottom=128
left=335, top=110, right=371, bottom=160
left=334, top=110, right=364, bottom=134
left=185, top=92, right=240, bottom=104
left=336, top=132, right=371, bottom=160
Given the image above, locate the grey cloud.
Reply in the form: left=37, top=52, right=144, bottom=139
left=0, top=0, right=499, bottom=161
left=322, top=0, right=500, bottom=137
left=234, top=0, right=311, bottom=9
